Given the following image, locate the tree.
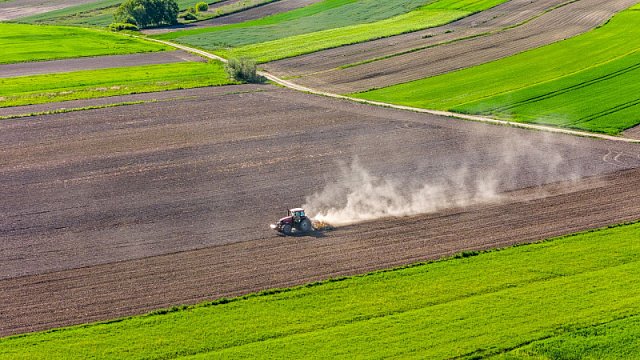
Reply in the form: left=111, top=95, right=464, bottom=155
left=114, top=0, right=179, bottom=28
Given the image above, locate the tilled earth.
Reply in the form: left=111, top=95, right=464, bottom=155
left=0, top=50, right=205, bottom=79
left=265, top=0, right=638, bottom=93
left=1, top=85, right=639, bottom=336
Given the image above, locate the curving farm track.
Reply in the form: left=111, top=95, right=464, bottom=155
left=264, top=0, right=639, bottom=93
left=1, top=85, right=640, bottom=336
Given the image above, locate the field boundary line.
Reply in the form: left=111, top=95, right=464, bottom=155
left=144, top=38, right=640, bottom=144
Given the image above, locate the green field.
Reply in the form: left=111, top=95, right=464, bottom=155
left=496, top=315, right=640, bottom=359
left=353, top=5, right=640, bottom=135
left=14, top=0, right=222, bottom=26
left=158, top=0, right=506, bottom=62
left=0, top=23, right=169, bottom=64
left=1, top=221, right=639, bottom=358
left=0, top=61, right=234, bottom=107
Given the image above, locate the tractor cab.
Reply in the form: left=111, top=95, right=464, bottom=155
left=289, top=208, right=306, bottom=221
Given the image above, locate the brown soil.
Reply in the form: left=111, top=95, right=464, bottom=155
left=0, top=0, right=97, bottom=20
left=264, top=0, right=638, bottom=93
left=623, top=125, right=640, bottom=140
left=1, top=85, right=639, bottom=336
left=0, top=50, right=205, bottom=79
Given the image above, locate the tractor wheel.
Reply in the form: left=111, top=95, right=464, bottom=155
left=282, top=224, right=292, bottom=235
left=299, top=218, right=312, bottom=233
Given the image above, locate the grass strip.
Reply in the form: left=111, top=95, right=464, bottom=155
left=337, top=0, right=580, bottom=70
left=1, top=221, right=639, bottom=358
left=218, top=8, right=470, bottom=63
left=0, top=61, right=235, bottom=108
left=0, top=23, right=170, bottom=64
left=353, top=5, right=640, bottom=134
left=168, top=0, right=507, bottom=63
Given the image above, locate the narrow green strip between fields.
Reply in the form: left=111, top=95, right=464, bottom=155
left=353, top=5, right=640, bottom=135
left=157, top=0, right=508, bottom=63
left=0, top=23, right=170, bottom=64
left=1, top=221, right=639, bottom=359
left=0, top=62, right=235, bottom=108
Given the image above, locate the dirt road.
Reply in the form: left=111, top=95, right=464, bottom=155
left=265, top=0, right=638, bottom=93
left=1, top=85, right=639, bottom=336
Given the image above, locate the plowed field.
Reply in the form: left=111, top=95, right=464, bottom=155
left=0, top=50, right=205, bottom=78
left=1, top=85, right=639, bottom=336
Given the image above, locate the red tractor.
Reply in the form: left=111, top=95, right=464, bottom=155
left=270, top=208, right=313, bottom=235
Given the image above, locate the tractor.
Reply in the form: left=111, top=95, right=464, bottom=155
left=270, top=208, right=313, bottom=235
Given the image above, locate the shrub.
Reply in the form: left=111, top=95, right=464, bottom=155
left=182, top=12, right=197, bottom=20
left=195, top=1, right=208, bottom=12
left=224, top=57, right=264, bottom=83
left=114, top=0, right=179, bottom=28
left=108, top=22, right=140, bottom=31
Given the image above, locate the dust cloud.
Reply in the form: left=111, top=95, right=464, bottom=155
left=304, top=135, right=571, bottom=226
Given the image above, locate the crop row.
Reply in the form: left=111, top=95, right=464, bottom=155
left=354, top=5, right=640, bottom=134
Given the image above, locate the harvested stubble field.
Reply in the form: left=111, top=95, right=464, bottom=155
left=1, top=85, right=639, bottom=337
left=268, top=0, right=638, bottom=94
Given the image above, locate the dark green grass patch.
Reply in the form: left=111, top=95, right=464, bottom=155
left=0, top=61, right=234, bottom=107
left=158, top=0, right=506, bottom=62
left=1, top=222, right=639, bottom=358
left=353, top=5, right=640, bottom=135
left=0, top=23, right=170, bottom=64
left=159, top=0, right=432, bottom=45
